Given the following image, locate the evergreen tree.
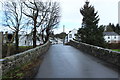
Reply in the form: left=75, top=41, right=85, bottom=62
left=78, top=1, right=105, bottom=47
left=105, top=23, right=120, bottom=35
left=114, top=24, right=120, bottom=35
left=105, top=23, right=114, bottom=32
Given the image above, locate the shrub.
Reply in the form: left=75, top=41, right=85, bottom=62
left=106, top=43, right=120, bottom=49
left=2, top=44, right=33, bottom=58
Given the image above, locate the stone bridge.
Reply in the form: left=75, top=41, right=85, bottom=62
left=0, top=39, right=120, bottom=79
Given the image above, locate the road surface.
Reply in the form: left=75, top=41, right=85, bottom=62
left=35, top=44, right=120, bottom=78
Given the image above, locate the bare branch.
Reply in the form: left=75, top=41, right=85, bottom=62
left=23, top=1, right=36, bottom=10
left=23, top=12, right=33, bottom=18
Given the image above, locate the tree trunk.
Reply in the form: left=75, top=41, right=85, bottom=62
left=41, top=31, right=45, bottom=44
left=33, top=20, right=37, bottom=48
left=15, top=30, right=19, bottom=53
left=6, top=43, right=11, bottom=57
left=45, top=28, right=50, bottom=43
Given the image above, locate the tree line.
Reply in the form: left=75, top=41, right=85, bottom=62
left=101, top=23, right=120, bottom=35
left=2, top=0, right=60, bottom=52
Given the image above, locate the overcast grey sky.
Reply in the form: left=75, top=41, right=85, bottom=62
left=0, top=0, right=120, bottom=34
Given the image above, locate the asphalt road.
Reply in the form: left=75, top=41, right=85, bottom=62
left=35, top=44, right=120, bottom=78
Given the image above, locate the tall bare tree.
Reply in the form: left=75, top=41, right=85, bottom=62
left=23, top=0, right=43, bottom=47
left=3, top=0, right=27, bottom=52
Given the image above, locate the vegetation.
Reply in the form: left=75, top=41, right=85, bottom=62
left=77, top=1, right=105, bottom=47
left=105, top=43, right=120, bottom=49
left=102, top=23, right=120, bottom=34
left=2, top=57, right=43, bottom=79
left=112, top=49, right=120, bottom=52
left=2, top=0, right=60, bottom=48
left=2, top=44, right=33, bottom=58
left=2, top=0, right=60, bottom=57
left=23, top=0, right=60, bottom=47
left=3, top=0, right=26, bottom=53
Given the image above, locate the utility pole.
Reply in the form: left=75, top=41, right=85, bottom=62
left=63, top=25, right=65, bottom=33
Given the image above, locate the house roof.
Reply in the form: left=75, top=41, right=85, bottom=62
left=103, top=32, right=119, bottom=36
left=68, top=29, right=77, bottom=34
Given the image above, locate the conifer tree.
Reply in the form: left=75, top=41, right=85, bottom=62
left=78, top=1, right=105, bottom=47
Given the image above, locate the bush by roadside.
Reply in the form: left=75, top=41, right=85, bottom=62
left=2, top=44, right=33, bottom=58
left=105, top=43, right=120, bottom=49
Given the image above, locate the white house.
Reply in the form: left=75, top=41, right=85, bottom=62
left=64, top=29, right=77, bottom=43
left=19, top=34, right=43, bottom=46
left=19, top=35, right=33, bottom=46
left=3, top=32, right=43, bottom=46
left=103, top=32, right=120, bottom=43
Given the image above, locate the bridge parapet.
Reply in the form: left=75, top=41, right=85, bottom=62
left=0, top=41, right=50, bottom=76
left=68, top=40, right=120, bottom=67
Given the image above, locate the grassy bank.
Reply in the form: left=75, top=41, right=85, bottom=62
left=112, top=49, right=120, bottom=52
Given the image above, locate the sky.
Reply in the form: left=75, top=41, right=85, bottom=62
left=0, top=0, right=120, bottom=34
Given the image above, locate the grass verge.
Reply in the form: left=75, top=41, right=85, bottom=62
left=112, top=49, right=120, bottom=52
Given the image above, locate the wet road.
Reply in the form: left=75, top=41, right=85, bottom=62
left=35, top=44, right=119, bottom=78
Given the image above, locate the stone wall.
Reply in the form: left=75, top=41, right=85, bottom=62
left=0, top=41, right=50, bottom=76
left=0, top=32, right=3, bottom=80
left=68, top=40, right=120, bottom=67
left=0, top=32, right=3, bottom=58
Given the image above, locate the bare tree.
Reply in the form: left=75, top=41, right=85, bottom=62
left=43, top=2, right=60, bottom=43
left=3, top=0, right=27, bottom=52
left=34, top=1, right=60, bottom=44
left=23, top=0, right=60, bottom=46
left=23, top=0, right=43, bottom=48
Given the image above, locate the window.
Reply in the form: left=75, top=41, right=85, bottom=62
left=25, top=40, right=26, bottom=45
left=108, top=41, right=110, bottom=43
left=114, top=36, right=116, bottom=39
left=108, top=36, right=110, bottom=39
left=69, top=34, right=72, bottom=38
